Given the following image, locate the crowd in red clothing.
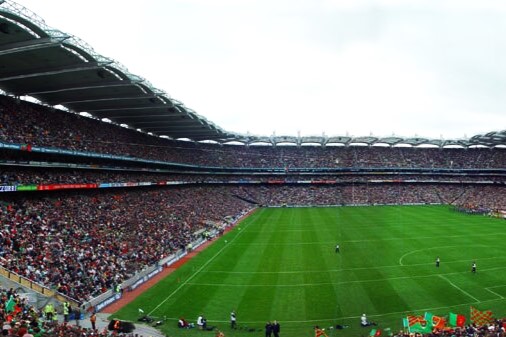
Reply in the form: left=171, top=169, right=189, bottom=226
left=0, top=187, right=251, bottom=303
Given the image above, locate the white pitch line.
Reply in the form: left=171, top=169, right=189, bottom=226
left=147, top=224, right=248, bottom=316
left=188, top=265, right=506, bottom=288
left=151, top=297, right=506, bottom=325
left=186, top=274, right=442, bottom=287
left=398, top=244, right=495, bottom=266
left=234, top=233, right=506, bottom=245
left=485, top=287, right=505, bottom=299
left=438, top=274, right=479, bottom=302
left=203, top=256, right=506, bottom=275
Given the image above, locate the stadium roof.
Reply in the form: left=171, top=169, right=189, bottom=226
left=0, top=0, right=505, bottom=148
left=0, top=0, right=235, bottom=142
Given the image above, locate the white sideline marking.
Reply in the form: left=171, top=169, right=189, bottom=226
left=438, top=275, right=479, bottom=302
left=147, top=224, right=248, bottom=316
left=156, top=297, right=505, bottom=325
left=485, top=286, right=505, bottom=299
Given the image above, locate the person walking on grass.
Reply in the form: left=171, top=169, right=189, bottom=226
left=230, top=310, right=237, bottom=329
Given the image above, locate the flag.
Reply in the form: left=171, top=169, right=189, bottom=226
left=20, top=144, right=32, bottom=152
left=314, top=327, right=328, bottom=337
left=403, top=315, right=431, bottom=333
left=448, top=312, right=466, bottom=327
left=5, top=296, right=15, bottom=313
left=424, top=312, right=446, bottom=329
left=370, top=328, right=382, bottom=336
left=470, top=306, right=493, bottom=326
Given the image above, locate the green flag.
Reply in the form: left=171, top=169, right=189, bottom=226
left=5, top=296, right=15, bottom=313
left=424, top=312, right=434, bottom=329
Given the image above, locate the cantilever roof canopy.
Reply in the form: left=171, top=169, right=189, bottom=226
left=221, top=134, right=499, bottom=147
left=0, top=0, right=504, bottom=147
left=0, top=0, right=235, bottom=142
left=469, top=130, right=506, bottom=147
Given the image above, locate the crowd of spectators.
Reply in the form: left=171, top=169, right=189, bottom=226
left=2, top=95, right=506, bottom=170
left=390, top=319, right=506, bottom=337
left=0, top=285, right=153, bottom=337
left=234, top=184, right=506, bottom=210
left=1, top=166, right=505, bottom=187
left=0, top=187, right=252, bottom=303
left=0, top=179, right=504, bottom=304
left=1, top=94, right=506, bottom=336
left=0, top=167, right=195, bottom=186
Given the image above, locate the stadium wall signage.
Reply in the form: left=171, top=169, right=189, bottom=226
left=95, top=292, right=122, bottom=312
left=129, top=266, right=163, bottom=291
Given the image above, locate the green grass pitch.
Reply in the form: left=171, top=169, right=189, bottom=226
left=110, top=205, right=506, bottom=337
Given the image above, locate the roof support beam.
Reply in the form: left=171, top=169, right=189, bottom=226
left=59, top=94, right=159, bottom=105
left=27, top=82, right=136, bottom=95
left=128, top=120, right=199, bottom=126
left=139, top=125, right=205, bottom=131
left=0, top=37, right=64, bottom=56
left=154, top=128, right=217, bottom=134
left=0, top=62, right=105, bottom=81
left=85, top=106, right=174, bottom=113
left=93, top=113, right=187, bottom=119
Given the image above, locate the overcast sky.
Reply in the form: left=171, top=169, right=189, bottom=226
left=9, top=0, right=506, bottom=139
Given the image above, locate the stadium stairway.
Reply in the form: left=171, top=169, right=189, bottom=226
left=0, top=274, right=62, bottom=315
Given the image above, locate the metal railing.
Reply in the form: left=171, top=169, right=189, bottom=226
left=0, top=265, right=80, bottom=309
